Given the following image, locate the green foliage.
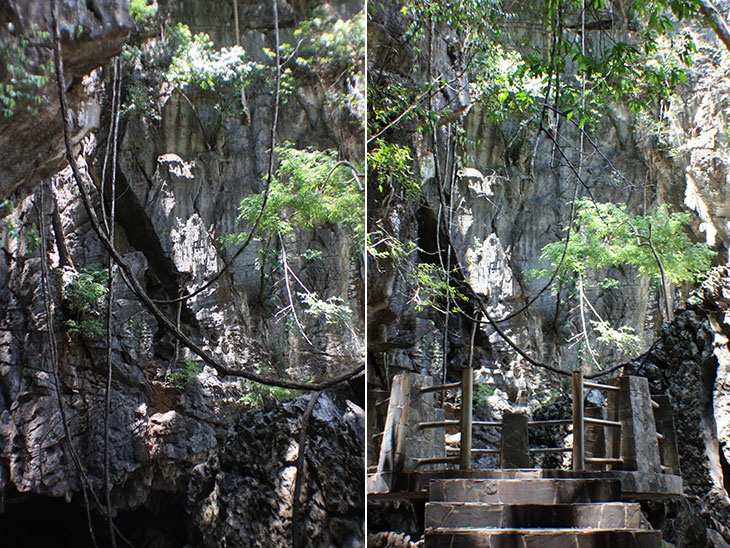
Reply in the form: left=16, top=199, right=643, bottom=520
left=591, top=321, right=642, bottom=355
left=1, top=200, right=19, bottom=247
left=285, top=10, right=365, bottom=109
left=532, top=199, right=714, bottom=361
left=63, top=265, right=109, bottom=339
left=293, top=11, right=365, bottom=77
left=367, top=229, right=418, bottom=263
left=25, top=222, right=40, bottom=250
left=299, top=292, right=352, bottom=326
left=239, top=366, right=302, bottom=407
left=228, top=143, right=364, bottom=241
left=65, top=318, right=105, bottom=339
left=166, top=24, right=251, bottom=103
left=368, top=140, right=419, bottom=199
left=533, top=199, right=716, bottom=284
left=65, top=265, right=109, bottom=314
left=129, top=0, right=158, bottom=22
left=368, top=230, right=468, bottom=316
left=412, top=263, right=469, bottom=313
left=599, top=278, right=621, bottom=291
left=168, top=361, right=203, bottom=389
left=302, top=248, right=323, bottom=261
left=540, top=388, right=562, bottom=406
left=0, top=24, right=53, bottom=118
left=452, top=0, right=700, bottom=133
left=473, top=383, right=495, bottom=410
left=240, top=382, right=298, bottom=407
left=122, top=22, right=251, bottom=124
left=399, top=0, right=506, bottom=53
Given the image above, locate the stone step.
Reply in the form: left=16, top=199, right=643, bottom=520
left=430, top=478, right=622, bottom=504
left=424, top=528, right=662, bottom=548
left=426, top=502, right=644, bottom=529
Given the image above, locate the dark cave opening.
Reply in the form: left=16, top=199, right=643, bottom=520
left=0, top=489, right=189, bottom=548
left=415, top=204, right=488, bottom=368
left=719, top=441, right=730, bottom=497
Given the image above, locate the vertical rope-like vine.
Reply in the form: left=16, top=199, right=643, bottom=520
left=291, top=391, right=321, bottom=548
left=103, top=55, right=122, bottom=548
left=37, top=181, right=100, bottom=548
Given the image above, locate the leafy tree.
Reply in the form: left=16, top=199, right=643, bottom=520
left=168, top=361, right=203, bottom=389
left=230, top=143, right=364, bottom=242
left=533, top=199, right=715, bottom=285
left=165, top=23, right=251, bottom=117
left=368, top=140, right=417, bottom=199
left=532, top=199, right=715, bottom=364
left=0, top=24, right=52, bottom=118
left=128, top=0, right=158, bottom=22
left=62, top=265, right=110, bottom=339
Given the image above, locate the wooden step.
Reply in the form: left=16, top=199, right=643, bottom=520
left=424, top=528, right=662, bottom=548
left=426, top=502, right=644, bottom=529
left=430, top=478, right=622, bottom=505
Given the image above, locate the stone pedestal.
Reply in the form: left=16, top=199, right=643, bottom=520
left=500, top=412, right=530, bottom=469
left=617, top=376, right=662, bottom=474
left=371, top=374, right=446, bottom=493
left=652, top=395, right=680, bottom=476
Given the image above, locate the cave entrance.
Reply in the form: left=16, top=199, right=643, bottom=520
left=0, top=489, right=188, bottom=548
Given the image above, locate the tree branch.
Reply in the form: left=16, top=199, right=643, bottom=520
left=699, top=0, right=730, bottom=53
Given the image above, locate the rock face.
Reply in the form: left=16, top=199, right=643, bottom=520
left=366, top=0, right=730, bottom=428
left=188, top=391, right=364, bottom=548
left=367, top=1, right=730, bottom=546
left=626, top=266, right=730, bottom=546
left=0, top=0, right=364, bottom=545
left=0, top=0, right=133, bottom=202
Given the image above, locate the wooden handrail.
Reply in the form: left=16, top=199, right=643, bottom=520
left=473, top=421, right=502, bottom=427
left=415, top=456, right=459, bottom=466
left=460, top=366, right=473, bottom=470
left=447, top=448, right=500, bottom=455
left=585, top=457, right=624, bottom=464
left=584, top=417, right=622, bottom=427
left=527, top=419, right=572, bottom=427
left=584, top=381, right=620, bottom=392
left=530, top=447, right=572, bottom=453
left=420, top=382, right=461, bottom=394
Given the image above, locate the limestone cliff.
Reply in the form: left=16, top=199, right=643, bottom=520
left=0, top=0, right=364, bottom=546
left=367, top=1, right=730, bottom=546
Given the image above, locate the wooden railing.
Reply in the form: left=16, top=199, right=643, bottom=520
left=399, top=367, right=678, bottom=473
left=369, top=370, right=682, bottom=499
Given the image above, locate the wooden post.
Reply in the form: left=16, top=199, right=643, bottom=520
left=460, top=365, right=473, bottom=470
left=572, top=370, right=585, bottom=470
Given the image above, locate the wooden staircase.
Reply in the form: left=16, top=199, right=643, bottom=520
left=368, top=373, right=683, bottom=546
left=424, top=472, right=662, bottom=547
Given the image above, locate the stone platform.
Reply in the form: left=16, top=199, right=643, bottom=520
left=426, top=502, right=643, bottom=529
left=424, top=529, right=662, bottom=548
left=423, top=473, right=663, bottom=548
left=368, top=468, right=682, bottom=501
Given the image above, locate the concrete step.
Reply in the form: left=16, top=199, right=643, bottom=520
left=430, top=478, right=622, bottom=505
left=426, top=502, right=644, bottom=529
left=424, top=528, right=662, bottom=548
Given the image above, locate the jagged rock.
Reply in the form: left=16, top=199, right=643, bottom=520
left=623, top=266, right=730, bottom=546
left=367, top=531, right=421, bottom=548
left=1, top=0, right=364, bottom=544
left=187, top=391, right=364, bottom=548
